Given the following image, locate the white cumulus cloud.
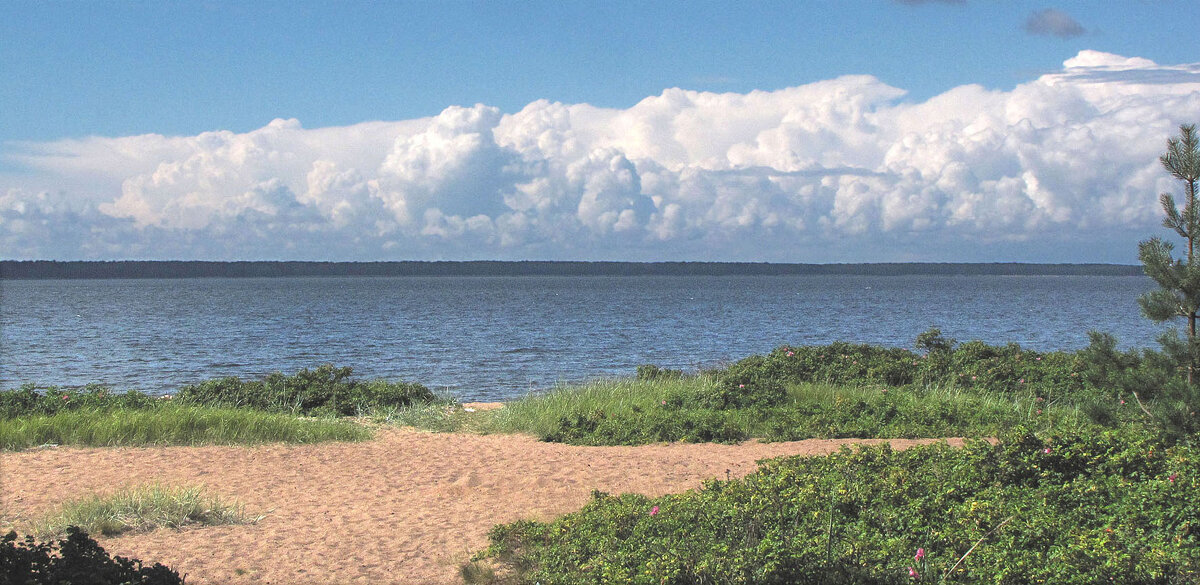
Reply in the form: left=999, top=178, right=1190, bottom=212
left=3, top=50, right=1200, bottom=262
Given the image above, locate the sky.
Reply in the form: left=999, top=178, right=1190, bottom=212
left=2, top=1, right=1200, bottom=262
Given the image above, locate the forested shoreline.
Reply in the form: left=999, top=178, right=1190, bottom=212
left=0, top=260, right=1143, bottom=279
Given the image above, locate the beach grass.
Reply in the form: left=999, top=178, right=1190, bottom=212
left=27, top=483, right=259, bottom=538
left=371, top=401, right=479, bottom=433
left=0, top=404, right=371, bottom=450
left=394, top=374, right=1102, bottom=445
left=481, top=376, right=708, bottom=437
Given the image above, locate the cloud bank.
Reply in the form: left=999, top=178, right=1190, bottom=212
left=4, top=50, right=1200, bottom=262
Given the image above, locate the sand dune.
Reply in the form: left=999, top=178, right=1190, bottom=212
left=2, top=428, right=965, bottom=584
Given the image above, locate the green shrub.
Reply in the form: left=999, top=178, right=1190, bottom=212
left=479, top=429, right=1200, bottom=584
left=0, top=385, right=157, bottom=419
left=176, top=364, right=434, bottom=416
left=914, top=326, right=956, bottom=354
left=702, top=355, right=787, bottom=409
left=542, top=407, right=750, bottom=445
left=635, top=364, right=683, bottom=381
left=1080, top=331, right=1200, bottom=443
left=0, top=526, right=183, bottom=585
left=711, top=338, right=1091, bottom=405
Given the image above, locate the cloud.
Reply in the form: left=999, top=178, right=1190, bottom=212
left=3, top=50, right=1200, bottom=262
left=1025, top=8, right=1087, bottom=38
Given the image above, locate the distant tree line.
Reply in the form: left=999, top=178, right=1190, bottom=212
left=0, top=260, right=1143, bottom=279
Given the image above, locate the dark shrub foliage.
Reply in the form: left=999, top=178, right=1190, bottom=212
left=702, top=355, right=788, bottom=410
left=914, top=326, right=956, bottom=354
left=0, top=526, right=184, bottom=585
left=481, top=429, right=1200, bottom=585
left=176, top=364, right=434, bottom=416
left=0, top=385, right=157, bottom=419
left=710, top=338, right=1088, bottom=403
left=635, top=364, right=683, bottom=381
left=1082, top=331, right=1200, bottom=443
left=543, top=407, right=749, bottom=445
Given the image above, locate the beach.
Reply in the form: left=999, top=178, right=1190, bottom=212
left=2, top=427, right=965, bottom=584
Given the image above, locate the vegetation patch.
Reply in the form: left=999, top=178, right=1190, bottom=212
left=176, top=364, right=436, bottom=417
left=371, top=398, right=488, bottom=434
left=477, top=429, right=1200, bottom=584
left=462, top=350, right=1105, bottom=446
left=0, top=384, right=158, bottom=419
left=1, top=527, right=183, bottom=585
left=0, top=404, right=371, bottom=450
left=0, top=365, right=446, bottom=449
left=26, top=483, right=258, bottom=538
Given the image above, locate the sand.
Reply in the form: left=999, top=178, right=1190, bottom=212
left=1, top=428, right=966, bottom=584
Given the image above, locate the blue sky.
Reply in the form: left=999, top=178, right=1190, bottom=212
left=5, top=0, right=1195, bottom=142
left=3, top=1, right=1200, bottom=262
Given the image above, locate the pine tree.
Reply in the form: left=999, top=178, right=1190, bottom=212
left=1139, top=124, right=1200, bottom=384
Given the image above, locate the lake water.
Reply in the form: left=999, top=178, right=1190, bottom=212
left=0, top=275, right=1169, bottom=402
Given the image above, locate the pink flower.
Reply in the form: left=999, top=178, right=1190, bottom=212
left=738, top=384, right=745, bottom=389
left=1036, top=409, right=1042, bottom=414
left=1120, top=399, right=1126, bottom=405
left=915, top=548, right=925, bottom=562
left=908, top=567, right=920, bottom=579
left=1170, top=473, right=1178, bottom=483
left=971, top=376, right=977, bottom=381
left=1044, top=448, right=1052, bottom=454
left=661, top=400, right=667, bottom=406
left=649, top=506, right=659, bottom=516
left=1019, top=379, right=1025, bottom=384
left=61, top=394, right=69, bottom=401
left=1036, top=397, right=1044, bottom=402
left=786, top=351, right=795, bottom=357
left=1036, top=357, right=1042, bottom=361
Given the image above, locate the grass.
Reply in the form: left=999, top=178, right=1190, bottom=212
left=25, top=483, right=259, bottom=538
left=0, top=404, right=372, bottom=450
left=389, top=375, right=1106, bottom=445
left=482, top=376, right=706, bottom=437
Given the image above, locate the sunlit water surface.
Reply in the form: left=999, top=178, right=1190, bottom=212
left=0, top=275, right=1166, bottom=402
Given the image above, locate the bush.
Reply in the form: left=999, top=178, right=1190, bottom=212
left=542, top=407, right=750, bottom=445
left=635, top=364, right=683, bottom=381
left=701, top=356, right=787, bottom=409
left=915, top=326, right=956, bottom=354
left=176, top=364, right=435, bottom=416
left=710, top=338, right=1091, bottom=404
left=479, top=429, right=1200, bottom=584
left=0, top=385, right=157, bottom=419
left=1081, top=331, right=1200, bottom=443
left=0, top=526, right=183, bottom=585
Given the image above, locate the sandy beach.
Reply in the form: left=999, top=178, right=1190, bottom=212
left=2, top=427, right=965, bottom=584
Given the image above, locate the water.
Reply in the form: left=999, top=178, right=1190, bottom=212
left=0, top=275, right=1168, bottom=402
